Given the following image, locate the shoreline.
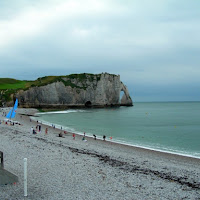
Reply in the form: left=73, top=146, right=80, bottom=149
left=33, top=112, right=200, bottom=161
left=1, top=107, right=200, bottom=199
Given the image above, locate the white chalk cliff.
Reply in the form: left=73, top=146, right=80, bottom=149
left=16, top=73, right=133, bottom=108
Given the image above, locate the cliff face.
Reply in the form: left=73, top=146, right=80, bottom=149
left=15, top=73, right=133, bottom=108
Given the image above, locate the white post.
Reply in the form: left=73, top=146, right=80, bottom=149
left=24, top=158, right=27, bottom=197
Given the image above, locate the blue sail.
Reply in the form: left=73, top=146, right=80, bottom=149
left=6, top=109, right=12, bottom=119
left=6, top=99, right=18, bottom=119
left=13, top=99, right=18, bottom=110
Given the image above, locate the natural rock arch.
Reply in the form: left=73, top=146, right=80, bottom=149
left=120, top=83, right=133, bottom=106
left=119, top=90, right=125, bottom=104
left=11, top=73, right=133, bottom=108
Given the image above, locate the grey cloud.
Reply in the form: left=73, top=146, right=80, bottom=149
left=0, top=0, right=199, bottom=101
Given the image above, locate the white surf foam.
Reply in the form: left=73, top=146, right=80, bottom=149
left=36, top=110, right=87, bottom=115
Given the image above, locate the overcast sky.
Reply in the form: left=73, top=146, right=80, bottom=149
left=0, top=0, right=199, bottom=102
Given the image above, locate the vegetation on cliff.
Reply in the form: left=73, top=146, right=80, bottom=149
left=0, top=73, right=105, bottom=105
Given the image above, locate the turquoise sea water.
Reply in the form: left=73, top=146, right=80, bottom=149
left=35, top=102, right=200, bottom=158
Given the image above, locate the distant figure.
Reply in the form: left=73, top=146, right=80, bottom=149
left=82, top=137, right=87, bottom=142
left=38, top=125, right=41, bottom=132
left=31, top=127, right=33, bottom=134
left=110, top=136, right=112, bottom=140
left=84, top=132, right=86, bottom=137
left=93, top=134, right=96, bottom=140
left=103, top=135, right=106, bottom=141
left=45, top=128, right=48, bottom=135
left=73, top=133, right=75, bottom=140
left=59, top=132, right=63, bottom=137
left=33, top=129, right=36, bottom=134
left=64, top=131, right=67, bottom=134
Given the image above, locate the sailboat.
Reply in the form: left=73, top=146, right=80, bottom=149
left=6, top=99, right=18, bottom=119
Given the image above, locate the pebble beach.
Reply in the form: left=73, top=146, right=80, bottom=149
left=0, top=108, right=200, bottom=200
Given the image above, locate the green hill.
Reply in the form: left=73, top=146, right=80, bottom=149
left=0, top=78, right=28, bottom=90
left=0, top=73, right=101, bottom=104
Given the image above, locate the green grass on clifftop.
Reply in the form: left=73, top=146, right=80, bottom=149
left=0, top=78, right=27, bottom=89
left=0, top=73, right=106, bottom=102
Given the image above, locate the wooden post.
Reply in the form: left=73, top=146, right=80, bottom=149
left=24, top=158, right=27, bottom=197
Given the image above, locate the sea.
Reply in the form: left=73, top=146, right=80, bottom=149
left=33, top=102, right=200, bottom=159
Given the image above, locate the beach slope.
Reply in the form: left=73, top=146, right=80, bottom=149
left=0, top=108, right=199, bottom=200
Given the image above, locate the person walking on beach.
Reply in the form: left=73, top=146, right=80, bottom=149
left=38, top=125, right=41, bottom=132
left=30, top=127, right=33, bottom=134
left=73, top=133, right=75, bottom=140
left=93, top=134, right=96, bottom=140
left=59, top=132, right=63, bottom=137
left=45, top=128, right=48, bottom=135
left=103, top=135, right=106, bottom=141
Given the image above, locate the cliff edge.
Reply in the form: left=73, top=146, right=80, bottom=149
left=2, top=73, right=133, bottom=108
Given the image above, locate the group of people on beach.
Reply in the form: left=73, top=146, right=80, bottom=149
left=57, top=130, right=108, bottom=142
left=30, top=127, right=36, bottom=134
left=1, top=119, right=21, bottom=126
left=54, top=127, right=109, bottom=142
left=30, top=124, right=43, bottom=134
left=28, top=119, right=111, bottom=142
left=93, top=134, right=107, bottom=141
left=0, top=109, right=111, bottom=142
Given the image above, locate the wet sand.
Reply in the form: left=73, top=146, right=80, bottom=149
left=0, top=108, right=200, bottom=200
